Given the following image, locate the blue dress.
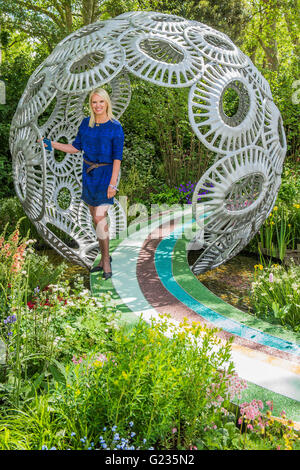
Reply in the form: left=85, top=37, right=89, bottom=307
left=72, top=117, right=124, bottom=207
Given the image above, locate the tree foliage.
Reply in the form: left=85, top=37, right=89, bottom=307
left=0, top=0, right=299, bottom=201
left=243, top=0, right=299, bottom=70
left=102, top=0, right=248, bottom=42
left=0, top=0, right=107, bottom=51
left=0, top=0, right=249, bottom=50
left=241, top=0, right=300, bottom=161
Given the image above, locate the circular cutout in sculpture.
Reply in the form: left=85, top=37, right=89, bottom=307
left=10, top=12, right=286, bottom=271
left=120, top=29, right=204, bottom=87
left=11, top=124, right=46, bottom=221
left=184, top=26, right=248, bottom=68
left=191, top=147, right=278, bottom=272
left=14, top=67, right=57, bottom=128
left=131, top=11, right=189, bottom=34
left=188, top=64, right=264, bottom=154
left=54, top=39, right=125, bottom=93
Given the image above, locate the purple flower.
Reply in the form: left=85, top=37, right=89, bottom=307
left=175, top=181, right=198, bottom=204
left=4, top=315, right=17, bottom=324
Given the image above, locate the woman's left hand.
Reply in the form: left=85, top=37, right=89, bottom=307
left=107, top=186, right=116, bottom=199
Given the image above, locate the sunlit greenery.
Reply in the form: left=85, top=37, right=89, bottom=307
left=0, top=2, right=299, bottom=450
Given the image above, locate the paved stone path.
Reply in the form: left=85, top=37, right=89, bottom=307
left=90, top=209, right=300, bottom=426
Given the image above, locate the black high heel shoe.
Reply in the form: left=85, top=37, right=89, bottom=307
left=90, top=256, right=112, bottom=273
left=102, top=257, right=112, bottom=280
left=102, top=270, right=112, bottom=280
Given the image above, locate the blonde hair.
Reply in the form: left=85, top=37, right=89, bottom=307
left=88, top=88, right=115, bottom=127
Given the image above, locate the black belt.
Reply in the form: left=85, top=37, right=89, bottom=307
left=83, top=159, right=112, bottom=174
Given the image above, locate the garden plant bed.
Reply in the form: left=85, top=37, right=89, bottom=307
left=187, top=251, right=259, bottom=314
left=41, top=248, right=90, bottom=289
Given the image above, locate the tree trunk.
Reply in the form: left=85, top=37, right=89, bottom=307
left=258, top=36, right=279, bottom=70
left=259, top=0, right=279, bottom=71
left=284, top=9, right=300, bottom=57
left=82, top=0, right=100, bottom=25
left=64, top=0, right=73, bottom=33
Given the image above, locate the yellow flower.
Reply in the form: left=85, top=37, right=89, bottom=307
left=122, top=371, right=128, bottom=380
left=254, top=263, right=264, bottom=270
left=273, top=206, right=278, bottom=211
left=93, top=360, right=103, bottom=368
left=293, top=203, right=300, bottom=209
left=75, top=389, right=80, bottom=396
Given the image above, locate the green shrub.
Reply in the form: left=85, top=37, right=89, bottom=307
left=250, top=263, right=300, bottom=331
left=122, top=132, right=157, bottom=180
left=247, top=165, right=300, bottom=256
left=0, top=271, right=120, bottom=407
left=44, top=316, right=235, bottom=449
left=0, top=198, right=45, bottom=248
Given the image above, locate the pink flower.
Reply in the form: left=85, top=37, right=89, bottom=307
left=247, top=424, right=254, bottom=431
left=269, top=273, right=274, bottom=282
left=72, top=355, right=83, bottom=365
left=96, top=353, right=108, bottom=363
left=266, top=400, right=273, bottom=411
left=240, top=399, right=262, bottom=421
left=225, top=373, right=247, bottom=400
left=172, top=427, right=177, bottom=434
left=221, top=407, right=229, bottom=416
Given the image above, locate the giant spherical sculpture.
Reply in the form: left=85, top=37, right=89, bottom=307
left=10, top=11, right=286, bottom=272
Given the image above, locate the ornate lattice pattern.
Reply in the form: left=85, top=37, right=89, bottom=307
left=10, top=11, right=286, bottom=271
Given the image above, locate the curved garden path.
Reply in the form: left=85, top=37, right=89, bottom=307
left=90, top=209, right=300, bottom=426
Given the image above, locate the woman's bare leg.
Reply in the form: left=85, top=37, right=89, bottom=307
left=88, top=204, right=111, bottom=271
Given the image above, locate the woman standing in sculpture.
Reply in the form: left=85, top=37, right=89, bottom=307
left=40, top=88, right=124, bottom=279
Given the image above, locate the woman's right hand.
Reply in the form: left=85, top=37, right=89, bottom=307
left=37, top=138, right=53, bottom=150
left=37, top=138, right=47, bottom=147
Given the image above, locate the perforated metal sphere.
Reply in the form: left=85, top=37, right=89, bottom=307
left=10, top=11, right=286, bottom=271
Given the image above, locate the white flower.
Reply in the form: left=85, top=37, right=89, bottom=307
left=25, top=239, right=36, bottom=245
left=79, top=289, right=89, bottom=297
left=53, top=337, right=61, bottom=345
left=48, top=284, right=60, bottom=292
